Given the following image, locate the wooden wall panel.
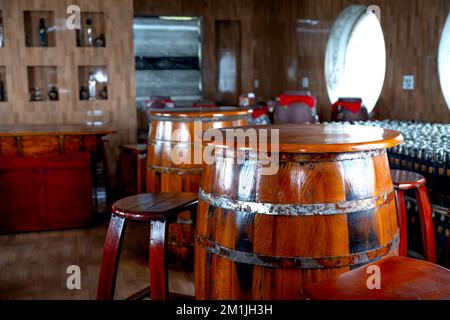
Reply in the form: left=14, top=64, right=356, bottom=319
left=0, top=0, right=136, bottom=169
left=135, top=0, right=450, bottom=123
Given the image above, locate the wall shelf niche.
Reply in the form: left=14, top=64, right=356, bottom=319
left=24, top=11, right=56, bottom=47
left=76, top=12, right=106, bottom=47
left=78, top=66, right=108, bottom=101
left=27, top=66, right=58, bottom=102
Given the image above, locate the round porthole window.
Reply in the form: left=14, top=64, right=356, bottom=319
left=325, top=5, right=386, bottom=113
left=438, top=13, right=450, bottom=110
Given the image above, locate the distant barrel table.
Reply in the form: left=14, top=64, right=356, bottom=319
left=195, top=123, right=403, bottom=299
left=146, top=107, right=250, bottom=265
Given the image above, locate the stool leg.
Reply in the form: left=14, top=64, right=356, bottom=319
left=150, top=218, right=169, bottom=300
left=415, top=185, right=437, bottom=263
left=394, top=189, right=408, bottom=256
left=97, top=214, right=127, bottom=300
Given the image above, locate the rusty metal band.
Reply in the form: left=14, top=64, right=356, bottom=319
left=213, top=148, right=386, bottom=162
left=148, top=138, right=201, bottom=146
left=148, top=164, right=203, bottom=174
left=148, top=114, right=248, bottom=122
left=196, top=233, right=399, bottom=269
left=199, top=188, right=395, bottom=216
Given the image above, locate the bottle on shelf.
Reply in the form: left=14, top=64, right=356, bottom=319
left=85, top=18, right=93, bottom=47
left=79, top=86, right=89, bottom=100
left=48, top=85, right=58, bottom=101
left=0, top=16, right=4, bottom=47
left=95, top=34, right=105, bottom=47
left=39, top=18, right=47, bottom=47
left=88, top=72, right=96, bottom=100
left=0, top=81, right=4, bottom=101
left=30, top=87, right=43, bottom=101
left=100, top=85, right=107, bottom=100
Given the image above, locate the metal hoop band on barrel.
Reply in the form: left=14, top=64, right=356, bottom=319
left=198, top=188, right=395, bottom=216
left=196, top=233, right=399, bottom=269
left=147, top=115, right=248, bottom=123
left=148, top=164, right=203, bottom=175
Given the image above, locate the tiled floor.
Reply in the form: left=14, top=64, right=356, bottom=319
left=0, top=221, right=194, bottom=299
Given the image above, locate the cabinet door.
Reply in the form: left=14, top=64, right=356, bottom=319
left=0, top=159, right=47, bottom=232
left=45, top=153, right=92, bottom=228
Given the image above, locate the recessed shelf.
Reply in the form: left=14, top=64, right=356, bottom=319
left=78, top=66, right=108, bottom=100
left=76, top=12, right=106, bottom=47
left=24, top=11, right=56, bottom=47
left=0, top=67, right=7, bottom=101
left=27, top=66, right=58, bottom=101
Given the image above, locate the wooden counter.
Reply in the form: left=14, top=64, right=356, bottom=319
left=0, top=124, right=115, bottom=233
left=0, top=124, right=115, bottom=157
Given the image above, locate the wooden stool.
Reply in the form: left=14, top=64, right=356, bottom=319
left=117, top=144, right=147, bottom=195
left=96, top=192, right=198, bottom=300
left=391, top=170, right=436, bottom=262
left=304, top=256, right=450, bottom=300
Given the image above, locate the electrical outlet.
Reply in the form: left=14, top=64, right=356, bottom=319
left=253, top=79, right=259, bottom=89
left=402, top=75, right=414, bottom=91
left=302, top=77, right=309, bottom=88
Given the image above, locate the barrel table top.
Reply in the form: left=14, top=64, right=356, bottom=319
left=204, top=123, right=403, bottom=153
left=147, top=107, right=251, bottom=120
left=0, top=124, right=116, bottom=137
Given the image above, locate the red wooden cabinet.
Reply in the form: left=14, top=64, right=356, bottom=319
left=0, top=153, right=92, bottom=232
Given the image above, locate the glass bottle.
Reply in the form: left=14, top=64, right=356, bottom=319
left=85, top=18, right=93, bottom=47
left=39, top=18, right=47, bottom=47
left=88, top=72, right=96, bottom=100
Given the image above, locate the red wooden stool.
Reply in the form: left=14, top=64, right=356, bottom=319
left=117, top=144, right=147, bottom=195
left=304, top=256, right=450, bottom=300
left=391, top=170, right=436, bottom=262
left=96, top=192, right=198, bottom=300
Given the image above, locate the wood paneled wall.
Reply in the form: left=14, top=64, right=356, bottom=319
left=135, top=0, right=450, bottom=123
left=0, top=0, right=136, bottom=167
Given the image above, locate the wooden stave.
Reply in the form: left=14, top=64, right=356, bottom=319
left=195, top=149, right=399, bottom=300
left=146, top=112, right=249, bottom=265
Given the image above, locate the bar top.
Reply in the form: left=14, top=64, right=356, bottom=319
left=0, top=124, right=116, bottom=137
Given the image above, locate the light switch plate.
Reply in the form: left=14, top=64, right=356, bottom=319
left=403, top=75, right=414, bottom=90
left=253, top=79, right=259, bottom=89
left=302, top=77, right=309, bottom=88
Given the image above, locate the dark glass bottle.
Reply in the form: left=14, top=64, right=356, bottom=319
left=79, top=86, right=89, bottom=100
left=39, top=18, right=47, bottom=47
left=48, top=86, right=58, bottom=101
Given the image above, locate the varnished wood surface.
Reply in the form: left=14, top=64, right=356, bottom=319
left=112, top=193, right=198, bottom=220
left=0, top=222, right=194, bottom=299
left=304, top=256, right=450, bottom=300
left=148, top=107, right=250, bottom=119
left=0, top=124, right=115, bottom=136
left=147, top=108, right=249, bottom=265
left=205, top=124, right=403, bottom=153
left=391, top=169, right=427, bottom=190
left=196, top=127, right=399, bottom=299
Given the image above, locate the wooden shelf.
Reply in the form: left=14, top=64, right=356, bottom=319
left=24, top=11, right=56, bottom=47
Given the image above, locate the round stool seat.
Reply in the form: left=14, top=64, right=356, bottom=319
left=112, top=192, right=198, bottom=222
left=304, top=256, right=450, bottom=300
left=391, top=169, right=426, bottom=190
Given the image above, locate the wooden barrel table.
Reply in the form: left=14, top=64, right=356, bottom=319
left=146, top=107, right=250, bottom=265
left=195, top=123, right=403, bottom=299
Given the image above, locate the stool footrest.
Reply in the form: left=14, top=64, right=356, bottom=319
left=125, top=286, right=195, bottom=300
